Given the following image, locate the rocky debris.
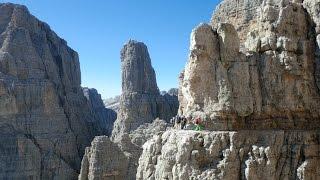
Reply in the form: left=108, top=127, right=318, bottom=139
left=129, top=118, right=168, bottom=147
left=0, top=3, right=104, bottom=179
left=112, top=40, right=178, bottom=142
left=137, top=130, right=320, bottom=180
left=83, top=88, right=117, bottom=136
left=79, top=119, right=169, bottom=180
left=179, top=0, right=320, bottom=130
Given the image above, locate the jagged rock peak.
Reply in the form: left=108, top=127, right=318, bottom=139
left=121, top=40, right=159, bottom=95
left=79, top=40, right=178, bottom=180
left=112, top=40, right=178, bottom=140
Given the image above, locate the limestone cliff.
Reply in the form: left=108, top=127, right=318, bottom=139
left=0, top=3, right=106, bottom=179
left=138, top=0, right=320, bottom=179
left=83, top=88, right=117, bottom=136
left=179, top=0, right=320, bottom=130
left=137, top=130, right=320, bottom=180
left=79, top=41, right=178, bottom=180
left=112, top=40, right=178, bottom=141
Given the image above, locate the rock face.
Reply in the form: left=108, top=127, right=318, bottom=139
left=0, top=3, right=103, bottom=179
left=112, top=40, right=178, bottom=141
left=79, top=41, right=178, bottom=180
left=79, top=119, right=169, bottom=180
left=137, top=130, right=320, bottom=180
left=78, top=136, right=129, bottom=180
left=138, top=1, right=320, bottom=179
left=179, top=0, right=320, bottom=130
left=83, top=88, right=117, bottom=136
left=303, top=0, right=320, bottom=93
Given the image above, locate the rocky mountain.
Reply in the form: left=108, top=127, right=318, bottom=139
left=138, top=0, right=320, bottom=179
left=0, top=3, right=114, bottom=179
left=111, top=40, right=179, bottom=142
left=79, top=40, right=179, bottom=180
left=83, top=88, right=117, bottom=136
left=178, top=0, right=320, bottom=130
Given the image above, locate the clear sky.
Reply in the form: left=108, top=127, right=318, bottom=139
left=4, top=0, right=220, bottom=98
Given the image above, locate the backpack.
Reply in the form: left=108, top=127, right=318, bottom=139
left=176, top=117, right=181, bottom=123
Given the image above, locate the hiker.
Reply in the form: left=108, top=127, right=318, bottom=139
left=170, top=117, right=175, bottom=126
left=181, top=116, right=187, bottom=129
left=175, top=115, right=181, bottom=129
left=194, top=117, right=203, bottom=131
left=184, top=115, right=194, bottom=130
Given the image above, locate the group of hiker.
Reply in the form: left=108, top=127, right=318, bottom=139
left=170, top=115, right=204, bottom=131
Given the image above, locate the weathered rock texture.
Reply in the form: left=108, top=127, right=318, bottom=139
left=303, top=0, right=320, bottom=93
left=0, top=3, right=102, bottom=179
left=137, top=130, right=320, bottom=180
left=83, top=88, right=117, bottom=136
left=79, top=119, right=168, bottom=180
left=179, top=0, right=320, bottom=130
left=79, top=41, right=178, bottom=180
left=78, top=136, right=129, bottom=180
left=112, top=40, right=178, bottom=141
left=138, top=1, right=320, bottom=179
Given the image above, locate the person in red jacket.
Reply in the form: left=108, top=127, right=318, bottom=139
left=194, top=117, right=203, bottom=131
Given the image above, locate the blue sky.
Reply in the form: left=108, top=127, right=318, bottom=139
left=4, top=0, right=219, bottom=98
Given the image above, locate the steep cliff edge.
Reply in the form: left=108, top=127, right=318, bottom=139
left=0, top=3, right=109, bottom=179
left=179, top=0, right=320, bottom=130
left=138, top=0, right=320, bottom=179
left=83, top=87, right=117, bottom=136
left=79, top=40, right=179, bottom=180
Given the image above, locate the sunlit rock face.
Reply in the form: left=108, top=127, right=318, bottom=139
left=179, top=0, right=320, bottom=131
left=79, top=41, right=178, bottom=180
left=138, top=1, right=320, bottom=180
left=112, top=40, right=178, bottom=141
left=0, top=3, right=105, bottom=179
left=137, top=130, right=320, bottom=180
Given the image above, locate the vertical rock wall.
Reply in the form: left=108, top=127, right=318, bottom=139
left=138, top=1, right=320, bottom=179
left=83, top=88, right=117, bottom=136
left=112, top=40, right=178, bottom=141
left=0, top=3, right=105, bottom=179
left=179, top=0, right=320, bottom=130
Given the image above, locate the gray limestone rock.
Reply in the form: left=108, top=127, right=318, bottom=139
left=137, top=130, right=320, bottom=180
left=112, top=40, right=178, bottom=142
left=0, top=3, right=105, bottom=179
left=83, top=88, right=117, bottom=136
left=78, top=136, right=129, bottom=180
left=137, top=1, right=320, bottom=179
left=79, top=41, right=178, bottom=180
left=79, top=119, right=169, bottom=180
left=179, top=0, right=320, bottom=130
